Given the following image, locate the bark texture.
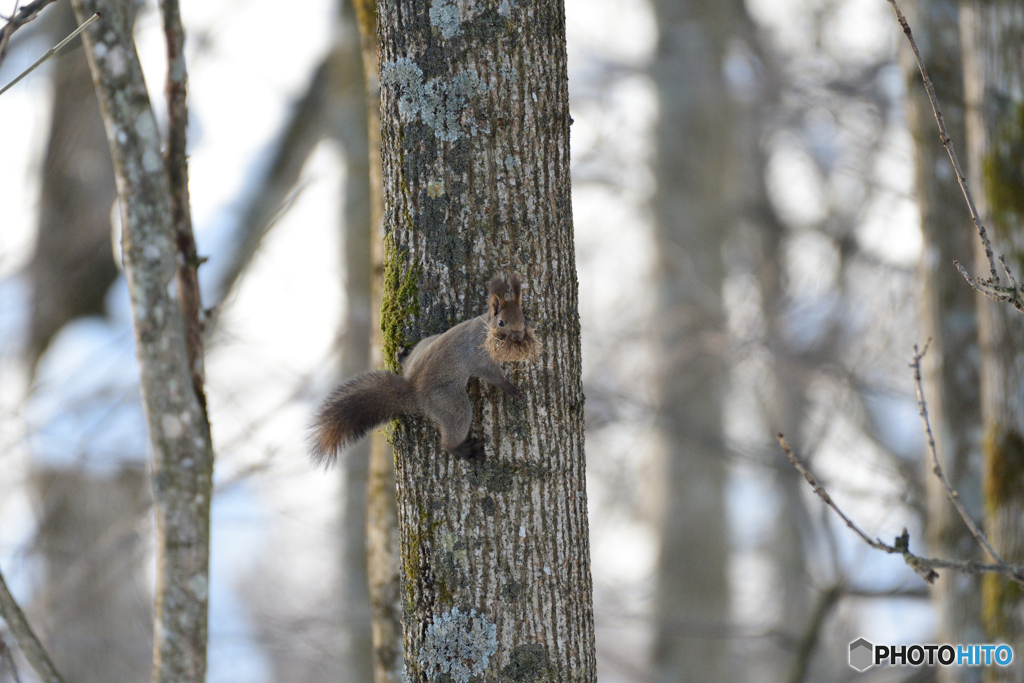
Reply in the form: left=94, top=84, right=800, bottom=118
left=903, top=1, right=984, bottom=677
left=961, top=2, right=1024, bottom=676
left=649, top=1, right=735, bottom=680
left=68, top=2, right=215, bottom=681
left=377, top=0, right=595, bottom=679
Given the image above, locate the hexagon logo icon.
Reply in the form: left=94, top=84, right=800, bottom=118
left=849, top=638, right=874, bottom=671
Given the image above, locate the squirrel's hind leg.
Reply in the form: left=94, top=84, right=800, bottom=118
left=431, top=392, right=483, bottom=461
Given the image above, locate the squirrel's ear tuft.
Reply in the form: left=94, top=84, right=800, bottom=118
left=509, top=274, right=522, bottom=304
left=488, top=276, right=506, bottom=316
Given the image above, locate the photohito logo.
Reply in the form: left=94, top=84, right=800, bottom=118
left=849, top=638, right=1014, bottom=671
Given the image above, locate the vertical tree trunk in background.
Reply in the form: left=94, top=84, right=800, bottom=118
left=27, top=3, right=118, bottom=371
left=328, top=1, right=375, bottom=679
left=649, top=2, right=735, bottom=681
left=961, top=5, right=1024, bottom=676
left=31, top=469, right=152, bottom=683
left=26, top=6, right=151, bottom=683
left=377, top=0, right=596, bottom=678
left=351, top=0, right=406, bottom=679
left=904, top=2, right=983, bottom=678
left=69, top=3, right=215, bottom=681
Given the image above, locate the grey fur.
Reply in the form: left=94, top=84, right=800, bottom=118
left=309, top=277, right=530, bottom=467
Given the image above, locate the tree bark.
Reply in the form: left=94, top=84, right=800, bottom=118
left=377, top=0, right=596, bottom=679
left=649, top=2, right=735, bottom=680
left=352, top=0, right=408, bottom=679
left=960, top=3, right=1024, bottom=678
left=68, top=2, right=215, bottom=681
left=902, top=2, right=983, bottom=679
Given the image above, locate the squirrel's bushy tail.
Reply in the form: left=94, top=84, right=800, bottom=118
left=309, top=370, right=415, bottom=467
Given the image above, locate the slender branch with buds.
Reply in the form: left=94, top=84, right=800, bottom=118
left=885, top=0, right=1024, bottom=313
left=777, top=433, right=1024, bottom=586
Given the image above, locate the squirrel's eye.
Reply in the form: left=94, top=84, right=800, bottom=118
left=498, top=320, right=505, bottom=327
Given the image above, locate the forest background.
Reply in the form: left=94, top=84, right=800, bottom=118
left=0, top=0, right=1020, bottom=681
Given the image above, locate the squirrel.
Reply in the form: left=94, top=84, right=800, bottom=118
left=309, top=274, right=540, bottom=466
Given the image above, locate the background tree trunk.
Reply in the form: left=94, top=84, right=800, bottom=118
left=69, top=2, right=215, bottom=680
left=24, top=6, right=152, bottom=683
left=328, top=1, right=375, bottom=678
left=26, top=3, right=118, bottom=373
left=649, top=1, right=735, bottom=680
left=350, top=1, right=407, bottom=679
left=903, top=2, right=983, bottom=679
left=377, top=0, right=596, bottom=678
left=960, top=3, right=1024, bottom=677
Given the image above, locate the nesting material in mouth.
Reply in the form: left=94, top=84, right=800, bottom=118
left=485, top=325, right=541, bottom=362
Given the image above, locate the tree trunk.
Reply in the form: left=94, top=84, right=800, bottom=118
left=649, top=2, right=735, bottom=681
left=27, top=2, right=118, bottom=371
left=69, top=2, right=215, bottom=681
left=377, top=0, right=596, bottom=679
left=960, top=3, right=1024, bottom=678
left=350, top=1, right=407, bottom=679
left=328, top=1, right=375, bottom=679
left=26, top=6, right=151, bottom=682
left=903, top=2, right=983, bottom=679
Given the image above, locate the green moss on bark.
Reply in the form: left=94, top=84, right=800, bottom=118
left=380, top=232, right=421, bottom=372
left=982, top=426, right=1024, bottom=636
left=982, top=102, right=1024, bottom=245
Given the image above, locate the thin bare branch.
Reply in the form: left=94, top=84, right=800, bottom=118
left=0, top=11, right=98, bottom=96
left=777, top=434, right=890, bottom=552
left=786, top=584, right=843, bottom=683
left=0, top=636, right=22, bottom=683
left=911, top=342, right=1004, bottom=563
left=0, top=0, right=57, bottom=66
left=777, top=433, right=1024, bottom=585
left=885, top=0, right=1024, bottom=312
left=0, top=566, right=64, bottom=683
left=159, top=0, right=208, bottom=410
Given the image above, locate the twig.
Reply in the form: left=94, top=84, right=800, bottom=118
left=0, top=0, right=57, bottom=66
left=0, top=635, right=24, bottom=683
left=0, top=566, right=65, bottom=683
left=159, top=0, right=208, bottom=411
left=911, top=342, right=1005, bottom=564
left=0, top=11, right=99, bottom=96
left=777, top=433, right=1024, bottom=585
left=787, top=584, right=843, bottom=683
left=0, top=1, right=19, bottom=68
left=885, top=0, right=1024, bottom=313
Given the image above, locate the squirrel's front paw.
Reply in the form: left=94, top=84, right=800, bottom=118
left=453, top=437, right=486, bottom=463
left=505, top=383, right=525, bottom=400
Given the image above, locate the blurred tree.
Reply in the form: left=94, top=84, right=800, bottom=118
left=961, top=3, right=1024, bottom=678
left=349, top=0, right=406, bottom=679
left=70, top=0, right=216, bottom=680
left=328, top=0, right=374, bottom=679
left=902, top=1, right=983, bottom=679
left=204, top=0, right=399, bottom=674
left=26, top=3, right=117, bottom=373
left=25, top=6, right=151, bottom=683
left=376, top=0, right=596, bottom=678
left=648, top=1, right=735, bottom=680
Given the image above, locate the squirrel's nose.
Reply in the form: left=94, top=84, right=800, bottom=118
left=511, top=330, right=524, bottom=342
